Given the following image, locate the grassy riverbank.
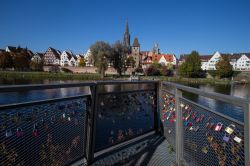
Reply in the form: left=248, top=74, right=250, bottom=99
left=141, top=76, right=239, bottom=85
left=0, top=71, right=249, bottom=85
left=0, top=71, right=109, bottom=81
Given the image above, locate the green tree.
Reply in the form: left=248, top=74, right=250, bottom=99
left=126, top=56, right=136, bottom=68
left=90, top=41, right=112, bottom=78
left=30, top=60, right=43, bottom=71
left=0, top=52, right=13, bottom=69
left=178, top=51, right=201, bottom=77
left=13, top=52, right=30, bottom=71
left=112, top=41, right=129, bottom=76
left=78, top=57, right=86, bottom=67
left=215, top=56, right=233, bottom=78
left=146, top=62, right=162, bottom=76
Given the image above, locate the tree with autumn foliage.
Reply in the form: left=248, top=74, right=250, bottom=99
left=215, top=56, right=233, bottom=78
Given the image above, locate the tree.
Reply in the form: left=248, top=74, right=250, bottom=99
left=112, top=41, right=129, bottom=76
left=215, top=56, right=233, bottom=78
left=0, top=52, right=13, bottom=69
left=78, top=57, right=86, bottom=67
left=90, top=41, right=112, bottom=78
left=126, top=56, right=136, bottom=68
left=13, top=52, right=30, bottom=71
left=161, top=65, right=173, bottom=76
left=30, top=60, right=43, bottom=71
left=178, top=51, right=202, bottom=77
left=146, top=62, right=161, bottom=76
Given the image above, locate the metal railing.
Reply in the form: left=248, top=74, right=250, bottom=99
left=0, top=81, right=159, bottom=165
left=1, top=80, right=249, bottom=166
left=161, top=82, right=250, bottom=166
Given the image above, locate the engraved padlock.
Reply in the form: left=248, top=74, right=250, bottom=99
left=233, top=136, right=242, bottom=143
left=225, top=124, right=235, bottom=134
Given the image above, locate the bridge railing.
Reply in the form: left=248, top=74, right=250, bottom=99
left=161, top=82, right=250, bottom=166
left=0, top=81, right=159, bottom=165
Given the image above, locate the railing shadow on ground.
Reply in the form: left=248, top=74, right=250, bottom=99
left=91, top=132, right=176, bottom=166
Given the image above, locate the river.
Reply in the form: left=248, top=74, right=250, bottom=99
left=0, top=78, right=249, bottom=122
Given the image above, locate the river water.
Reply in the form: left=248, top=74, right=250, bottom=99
left=0, top=78, right=249, bottom=122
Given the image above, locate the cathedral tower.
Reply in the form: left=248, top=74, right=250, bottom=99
left=123, top=19, right=130, bottom=49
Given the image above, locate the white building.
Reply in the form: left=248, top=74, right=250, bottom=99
left=84, top=49, right=93, bottom=67
left=60, top=51, right=77, bottom=67
left=43, top=47, right=60, bottom=65
left=235, top=54, right=250, bottom=71
left=31, top=53, right=43, bottom=63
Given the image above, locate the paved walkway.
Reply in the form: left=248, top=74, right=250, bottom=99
left=91, top=133, right=176, bottom=166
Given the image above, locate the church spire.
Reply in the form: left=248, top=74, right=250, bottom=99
left=123, top=19, right=130, bottom=49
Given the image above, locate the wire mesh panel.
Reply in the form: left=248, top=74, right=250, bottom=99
left=181, top=98, right=244, bottom=166
left=0, top=97, right=88, bottom=166
left=94, top=90, right=156, bottom=151
left=160, top=89, right=176, bottom=151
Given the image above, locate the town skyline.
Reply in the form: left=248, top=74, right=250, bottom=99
left=1, top=0, right=250, bottom=57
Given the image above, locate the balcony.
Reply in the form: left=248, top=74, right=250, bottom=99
left=0, top=81, right=249, bottom=166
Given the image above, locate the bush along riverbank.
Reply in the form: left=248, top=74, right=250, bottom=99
left=0, top=71, right=110, bottom=81
left=141, top=76, right=250, bottom=85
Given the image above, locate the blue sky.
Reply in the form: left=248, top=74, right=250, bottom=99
left=0, top=0, right=249, bottom=57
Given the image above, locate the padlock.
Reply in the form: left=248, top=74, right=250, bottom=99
left=184, top=120, right=189, bottom=126
left=32, top=129, right=39, bottom=137
left=188, top=122, right=193, bottom=127
left=189, top=126, right=195, bottom=131
left=208, top=135, right=213, bottom=142
left=5, top=129, right=13, bottom=137
left=68, top=116, right=71, bottom=121
left=225, top=124, right=235, bottom=134
left=223, top=134, right=230, bottom=142
left=166, top=112, right=172, bottom=120
left=214, top=122, right=223, bottom=132
left=202, top=145, right=209, bottom=154
left=33, top=123, right=38, bottom=130
left=233, top=136, right=242, bottom=143
left=194, top=126, right=199, bottom=132
left=185, top=114, right=191, bottom=120
left=180, top=103, right=185, bottom=108
left=16, top=127, right=24, bottom=137
left=62, top=113, right=66, bottom=118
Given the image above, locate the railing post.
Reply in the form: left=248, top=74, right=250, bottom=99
left=154, top=82, right=160, bottom=132
left=175, top=88, right=183, bottom=166
left=244, top=103, right=250, bottom=166
left=86, top=84, right=98, bottom=164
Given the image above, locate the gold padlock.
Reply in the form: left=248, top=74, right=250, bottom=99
left=225, top=124, right=235, bottom=134
left=202, top=146, right=209, bottom=154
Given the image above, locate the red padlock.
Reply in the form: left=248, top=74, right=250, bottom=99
left=32, top=129, right=39, bottom=137
left=16, top=127, right=24, bottom=137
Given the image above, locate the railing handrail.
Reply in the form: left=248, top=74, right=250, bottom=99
left=162, top=81, right=250, bottom=108
left=0, top=81, right=159, bottom=93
